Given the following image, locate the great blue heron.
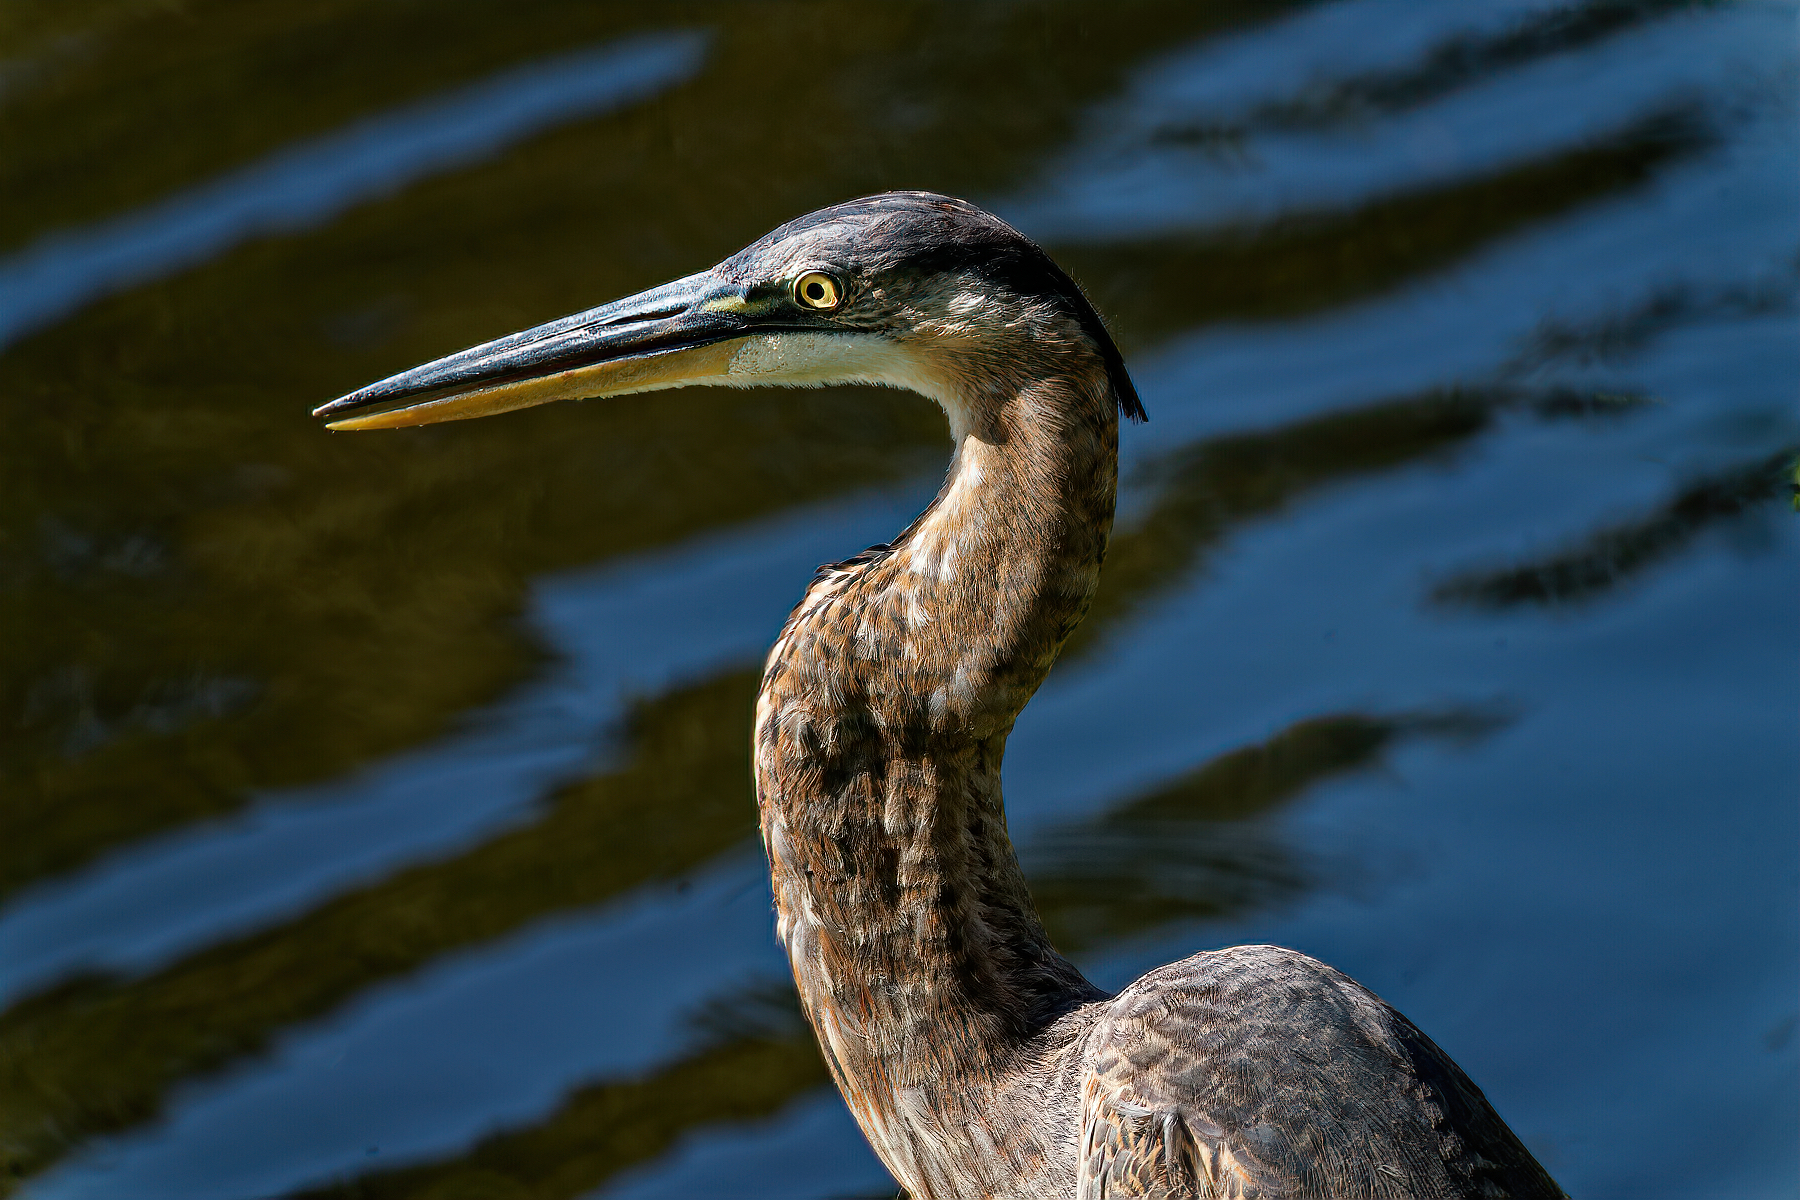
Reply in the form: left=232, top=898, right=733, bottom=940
left=316, top=193, right=1565, bottom=1199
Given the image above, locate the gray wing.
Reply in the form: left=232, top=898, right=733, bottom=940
left=1076, top=945, right=1566, bottom=1199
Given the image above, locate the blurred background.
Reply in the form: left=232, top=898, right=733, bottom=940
left=1, top=2, right=1795, bottom=1197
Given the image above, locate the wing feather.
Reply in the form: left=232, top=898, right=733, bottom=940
left=1076, top=946, right=1565, bottom=1200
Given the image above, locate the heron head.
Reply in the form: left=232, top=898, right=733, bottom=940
left=313, top=191, right=1142, bottom=433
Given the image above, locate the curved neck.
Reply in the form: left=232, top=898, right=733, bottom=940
left=753, top=349, right=1120, bottom=1194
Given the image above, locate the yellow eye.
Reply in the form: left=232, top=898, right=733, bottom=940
left=794, top=271, right=842, bottom=310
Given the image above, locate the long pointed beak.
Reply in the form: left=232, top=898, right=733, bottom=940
left=313, top=271, right=761, bottom=430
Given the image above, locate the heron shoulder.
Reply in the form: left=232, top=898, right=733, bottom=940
left=1076, top=945, right=1567, bottom=1199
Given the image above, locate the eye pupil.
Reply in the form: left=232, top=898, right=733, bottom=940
left=807, top=283, right=823, bottom=300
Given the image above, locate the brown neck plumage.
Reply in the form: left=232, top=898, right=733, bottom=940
left=752, top=335, right=1120, bottom=1186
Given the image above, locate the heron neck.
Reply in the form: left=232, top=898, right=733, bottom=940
left=753, top=362, right=1118, bottom=1177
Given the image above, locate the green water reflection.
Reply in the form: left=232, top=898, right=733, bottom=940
left=281, top=706, right=1496, bottom=1200
left=4, top=0, right=1286, bottom=902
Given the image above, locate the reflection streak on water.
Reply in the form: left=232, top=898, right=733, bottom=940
left=1009, top=0, right=1752, bottom=236
left=594, top=1091, right=890, bottom=1200
left=48, top=853, right=793, bottom=1200
left=0, top=32, right=707, bottom=349
left=0, top=486, right=930, bottom=1007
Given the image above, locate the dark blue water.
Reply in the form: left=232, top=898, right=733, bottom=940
left=2, top=3, right=1794, bottom=1197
